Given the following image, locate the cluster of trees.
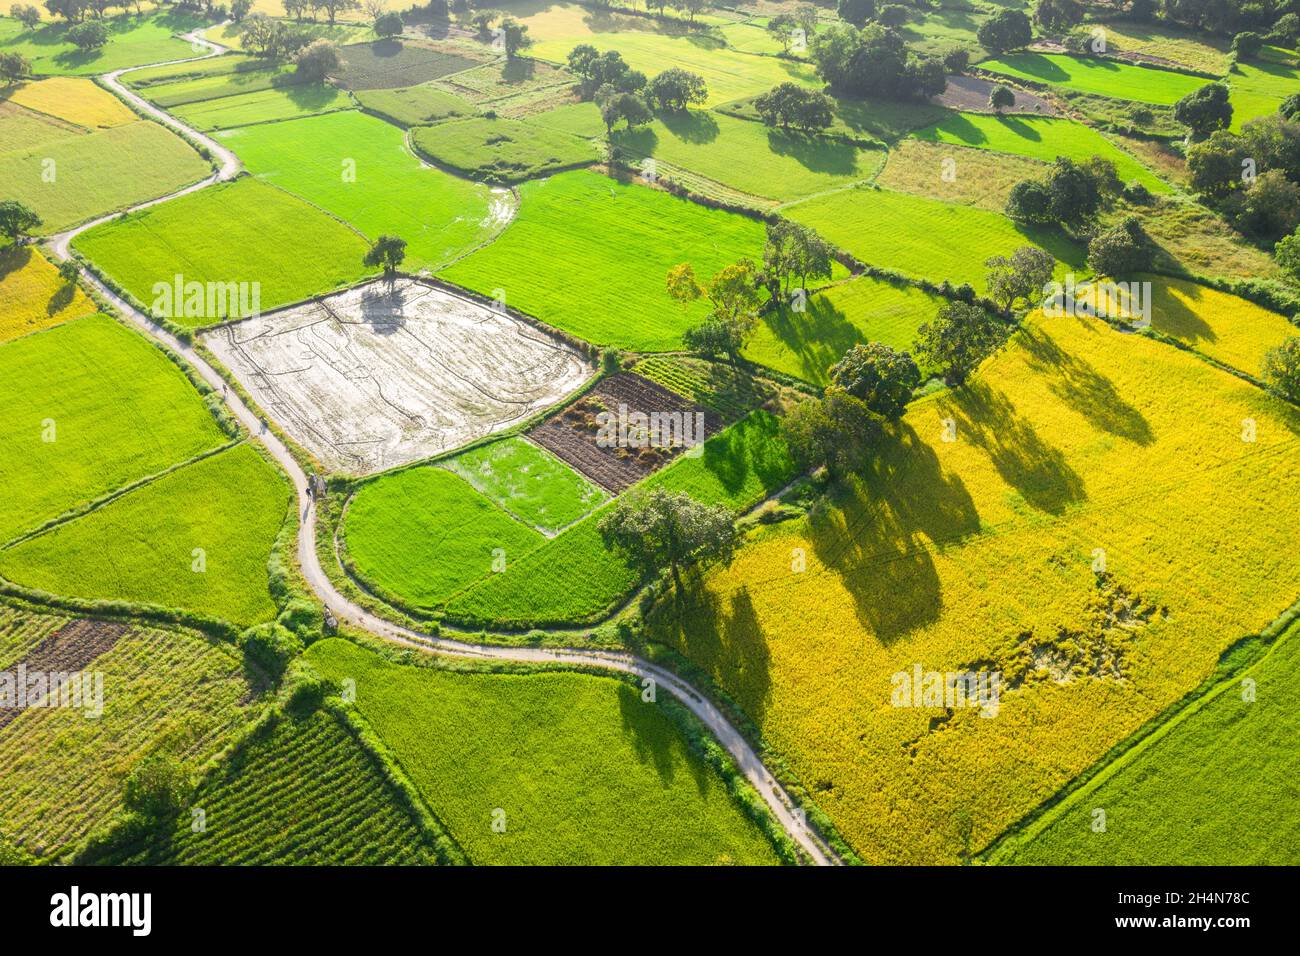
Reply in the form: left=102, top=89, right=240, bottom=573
left=567, top=46, right=709, bottom=132
left=810, top=21, right=946, bottom=100
left=1005, top=156, right=1154, bottom=277
left=752, top=82, right=834, bottom=133
left=463, top=9, right=531, bottom=59
left=0, top=200, right=43, bottom=244
left=977, top=8, right=1033, bottom=53
left=240, top=14, right=323, bottom=59
left=765, top=4, right=819, bottom=53
left=1187, top=106, right=1300, bottom=245
left=664, top=222, right=834, bottom=368
left=11, top=4, right=42, bottom=27
left=0, top=51, right=33, bottom=82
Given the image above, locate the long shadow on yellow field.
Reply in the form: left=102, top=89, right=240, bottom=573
left=808, top=423, right=982, bottom=643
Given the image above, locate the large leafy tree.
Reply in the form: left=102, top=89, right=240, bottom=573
left=668, top=259, right=764, bottom=366
left=781, top=389, right=885, bottom=477
left=828, top=342, right=920, bottom=419
left=1174, top=82, right=1233, bottom=138
left=599, top=488, right=737, bottom=599
left=977, top=9, right=1032, bottom=53
left=0, top=200, right=42, bottom=244
left=363, top=234, right=407, bottom=282
left=1087, top=216, right=1156, bottom=278
left=646, top=68, right=707, bottom=111
left=984, top=245, right=1055, bottom=312
left=1262, top=336, right=1300, bottom=402
left=913, top=300, right=1009, bottom=386
left=836, top=0, right=875, bottom=28
left=1032, top=0, right=1083, bottom=33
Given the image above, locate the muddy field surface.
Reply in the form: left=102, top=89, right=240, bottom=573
left=205, top=279, right=593, bottom=475
left=936, top=73, right=1060, bottom=115
left=529, top=373, right=719, bottom=492
left=0, top=620, right=127, bottom=731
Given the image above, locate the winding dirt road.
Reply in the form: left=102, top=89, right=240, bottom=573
left=41, top=30, right=838, bottom=866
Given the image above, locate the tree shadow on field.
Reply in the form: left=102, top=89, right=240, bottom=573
left=808, top=423, right=981, bottom=642
left=660, top=108, right=719, bottom=145
left=656, top=582, right=774, bottom=727
left=46, top=280, right=75, bottom=317
left=1019, top=323, right=1155, bottom=446
left=0, top=244, right=32, bottom=282
left=616, top=680, right=711, bottom=794
left=945, top=379, right=1088, bottom=515
left=1145, top=279, right=1217, bottom=350
left=283, top=82, right=344, bottom=111
left=766, top=129, right=863, bottom=175
left=997, top=114, right=1043, bottom=143
left=357, top=284, right=407, bottom=334
left=501, top=57, right=537, bottom=85
left=760, top=295, right=865, bottom=385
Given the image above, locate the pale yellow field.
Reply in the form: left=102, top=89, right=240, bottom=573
left=0, top=246, right=96, bottom=344
left=652, top=309, right=1300, bottom=864
left=7, top=77, right=135, bottom=130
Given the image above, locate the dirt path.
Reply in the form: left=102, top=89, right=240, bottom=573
left=38, top=33, right=839, bottom=867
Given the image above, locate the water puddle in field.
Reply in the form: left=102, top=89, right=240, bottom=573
left=482, top=187, right=517, bottom=230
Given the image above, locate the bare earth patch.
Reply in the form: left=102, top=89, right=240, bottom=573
left=204, top=279, right=593, bottom=475
left=934, top=74, right=1060, bottom=115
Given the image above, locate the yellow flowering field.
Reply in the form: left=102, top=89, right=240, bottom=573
left=0, top=246, right=96, bottom=345
left=8, top=77, right=135, bottom=130
left=651, top=310, right=1300, bottom=864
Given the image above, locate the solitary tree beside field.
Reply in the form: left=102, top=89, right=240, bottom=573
left=364, top=235, right=407, bottom=285
left=0, top=200, right=41, bottom=245
left=12, top=4, right=40, bottom=28
left=781, top=389, right=885, bottom=478
left=499, top=18, right=531, bottom=60
left=977, top=9, right=1032, bottom=54
left=984, top=245, right=1054, bottom=312
left=667, top=259, right=764, bottom=367
left=1174, top=83, right=1233, bottom=139
left=58, top=259, right=79, bottom=285
left=0, top=51, right=32, bottom=84
left=989, top=84, right=1015, bottom=114
left=67, top=20, right=109, bottom=52
left=646, top=68, right=707, bottom=112
left=295, top=39, right=346, bottom=82
left=599, top=488, right=737, bottom=604
left=828, top=343, right=920, bottom=420
left=374, top=12, right=403, bottom=38
left=1262, top=337, right=1300, bottom=402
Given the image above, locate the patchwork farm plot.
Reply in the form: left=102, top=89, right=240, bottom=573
left=205, top=278, right=592, bottom=475
left=2, top=0, right=1299, bottom=877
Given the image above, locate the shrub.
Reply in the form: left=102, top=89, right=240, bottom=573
left=1261, top=337, right=1300, bottom=401
left=1175, top=83, right=1233, bottom=138
left=122, top=753, right=189, bottom=824
left=239, top=622, right=304, bottom=681
left=278, top=598, right=325, bottom=643
left=1086, top=216, right=1155, bottom=278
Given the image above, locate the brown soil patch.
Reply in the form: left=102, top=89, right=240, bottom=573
left=0, top=619, right=128, bottom=731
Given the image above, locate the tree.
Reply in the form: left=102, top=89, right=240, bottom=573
left=1044, top=155, right=1103, bottom=223
left=122, top=753, right=188, bottom=824
left=989, top=84, right=1015, bottom=113
left=753, top=82, right=833, bottom=132
left=374, top=11, right=402, bottom=37
left=767, top=13, right=799, bottom=52
left=0, top=51, right=32, bottom=83
left=599, top=488, right=736, bottom=599
left=878, top=4, right=909, bottom=27
left=363, top=234, right=407, bottom=281
left=836, top=0, right=874, bottom=29
left=295, top=39, right=345, bottom=81
left=1174, top=82, right=1233, bottom=138
left=597, top=87, right=651, bottom=133
left=646, top=68, right=707, bottom=111
left=828, top=342, right=920, bottom=419
left=781, top=390, right=884, bottom=477
left=1033, top=0, right=1083, bottom=33
left=1005, top=177, right=1055, bottom=224
left=66, top=19, right=108, bottom=51
left=913, top=300, right=1008, bottom=386
left=0, top=200, right=41, bottom=243
left=794, top=3, right=818, bottom=38
left=1236, top=168, right=1300, bottom=241
left=1275, top=225, right=1300, bottom=279
left=670, top=0, right=709, bottom=24
left=44, top=0, right=85, bottom=24
left=977, top=9, right=1032, bottom=53
left=762, top=219, right=833, bottom=293
left=667, top=259, right=763, bottom=365
left=57, top=259, right=79, bottom=284
left=1086, top=216, right=1155, bottom=277
left=810, top=22, right=946, bottom=101
left=499, top=16, right=530, bottom=59
left=984, top=245, right=1055, bottom=311
left=1231, top=30, right=1264, bottom=59
left=570, top=47, right=644, bottom=97
left=317, top=0, right=360, bottom=25
left=1261, top=336, right=1300, bottom=401
left=13, top=4, right=42, bottom=28
left=943, top=47, right=970, bottom=73
left=1186, top=129, right=1248, bottom=196
left=231, top=0, right=252, bottom=20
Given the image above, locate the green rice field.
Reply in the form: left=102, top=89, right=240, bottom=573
left=979, top=52, right=1206, bottom=106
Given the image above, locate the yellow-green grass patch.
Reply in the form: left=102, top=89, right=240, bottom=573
left=217, top=110, right=498, bottom=271
left=0, top=120, right=209, bottom=234
left=411, top=115, right=598, bottom=182
left=5, top=76, right=134, bottom=129
left=0, top=11, right=204, bottom=76
left=0, top=245, right=95, bottom=344
left=72, top=178, right=375, bottom=324
left=354, top=81, right=474, bottom=127
left=979, top=52, right=1206, bottom=106
left=612, top=109, right=884, bottom=205
left=912, top=112, right=1169, bottom=193
left=876, top=138, right=1045, bottom=212
left=0, top=314, right=228, bottom=544
left=306, top=638, right=784, bottom=865
left=172, top=85, right=354, bottom=131
left=0, top=443, right=290, bottom=624
left=785, top=185, right=1085, bottom=292
left=439, top=168, right=766, bottom=351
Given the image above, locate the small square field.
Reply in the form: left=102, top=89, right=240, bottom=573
left=203, top=279, right=593, bottom=475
